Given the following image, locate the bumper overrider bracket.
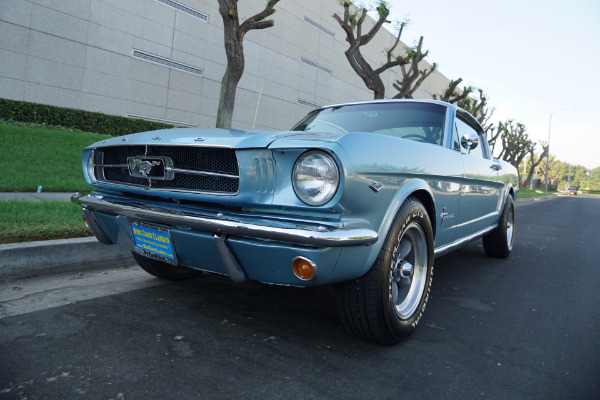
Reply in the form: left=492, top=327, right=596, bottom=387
left=213, top=233, right=246, bottom=283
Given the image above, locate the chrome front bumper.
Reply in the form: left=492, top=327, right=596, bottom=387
left=72, top=193, right=378, bottom=248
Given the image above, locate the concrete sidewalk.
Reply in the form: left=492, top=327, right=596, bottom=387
left=0, top=192, right=76, bottom=202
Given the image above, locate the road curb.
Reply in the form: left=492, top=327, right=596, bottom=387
left=0, top=237, right=134, bottom=281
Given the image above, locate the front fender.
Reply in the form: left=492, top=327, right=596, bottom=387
left=375, top=178, right=435, bottom=247
left=328, top=178, right=436, bottom=283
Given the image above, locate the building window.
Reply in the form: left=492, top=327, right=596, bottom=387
left=132, top=50, right=204, bottom=76
left=298, top=99, right=321, bottom=108
left=300, top=57, right=332, bottom=75
left=154, top=0, right=208, bottom=22
left=304, top=16, right=335, bottom=38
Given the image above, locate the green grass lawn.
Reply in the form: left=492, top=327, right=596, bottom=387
left=0, top=123, right=111, bottom=192
left=517, top=187, right=559, bottom=198
left=0, top=199, right=91, bottom=243
left=0, top=123, right=108, bottom=243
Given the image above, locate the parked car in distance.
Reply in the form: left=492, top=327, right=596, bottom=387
left=73, top=99, right=518, bottom=345
left=566, top=188, right=578, bottom=195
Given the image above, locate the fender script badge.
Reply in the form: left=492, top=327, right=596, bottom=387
left=440, top=207, right=455, bottom=226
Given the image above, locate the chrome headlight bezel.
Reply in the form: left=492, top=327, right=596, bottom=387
left=292, top=150, right=340, bottom=206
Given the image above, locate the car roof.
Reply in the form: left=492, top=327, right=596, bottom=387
left=319, top=98, right=451, bottom=110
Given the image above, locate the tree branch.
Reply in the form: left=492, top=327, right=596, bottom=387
left=386, top=21, right=406, bottom=64
left=374, top=57, right=409, bottom=75
left=359, top=6, right=388, bottom=45
left=333, top=12, right=355, bottom=43
left=392, top=36, right=436, bottom=98
left=239, top=0, right=280, bottom=38
left=409, top=63, right=437, bottom=96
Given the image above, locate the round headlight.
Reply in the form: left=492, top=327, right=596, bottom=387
left=87, top=151, right=97, bottom=183
left=292, top=150, right=339, bottom=206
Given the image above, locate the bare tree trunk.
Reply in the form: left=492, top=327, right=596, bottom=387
left=333, top=2, right=412, bottom=100
left=216, top=12, right=244, bottom=129
left=433, top=78, right=472, bottom=104
left=344, top=48, right=386, bottom=99
left=216, top=64, right=243, bottom=129
left=487, top=121, right=503, bottom=154
left=523, top=144, right=548, bottom=188
left=490, top=119, right=538, bottom=186
left=216, top=0, right=279, bottom=129
left=392, top=37, right=437, bottom=99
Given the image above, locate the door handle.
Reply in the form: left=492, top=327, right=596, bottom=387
left=490, top=164, right=502, bottom=171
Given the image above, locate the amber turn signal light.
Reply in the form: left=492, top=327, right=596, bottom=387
left=292, top=256, right=317, bottom=281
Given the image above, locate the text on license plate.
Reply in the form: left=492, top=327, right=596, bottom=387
left=130, top=221, right=175, bottom=261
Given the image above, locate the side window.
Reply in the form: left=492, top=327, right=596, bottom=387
left=456, top=118, right=485, bottom=158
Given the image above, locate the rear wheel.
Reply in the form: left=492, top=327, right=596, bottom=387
left=483, top=196, right=515, bottom=258
left=132, top=252, right=202, bottom=281
left=336, top=197, right=434, bottom=345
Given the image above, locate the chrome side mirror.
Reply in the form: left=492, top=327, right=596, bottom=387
left=461, top=131, right=479, bottom=151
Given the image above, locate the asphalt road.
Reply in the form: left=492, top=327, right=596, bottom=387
left=1, top=195, right=599, bottom=400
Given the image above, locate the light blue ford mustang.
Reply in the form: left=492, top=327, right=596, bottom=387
left=73, top=100, right=518, bottom=344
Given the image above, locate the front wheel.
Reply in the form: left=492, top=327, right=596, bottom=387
left=482, top=196, right=515, bottom=258
left=336, top=197, right=434, bottom=345
left=132, top=252, right=202, bottom=281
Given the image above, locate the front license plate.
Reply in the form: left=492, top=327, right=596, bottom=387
left=130, top=221, right=176, bottom=265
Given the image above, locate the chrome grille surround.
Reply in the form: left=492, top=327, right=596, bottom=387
left=92, top=145, right=239, bottom=194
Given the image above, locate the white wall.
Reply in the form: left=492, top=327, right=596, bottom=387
left=0, top=0, right=451, bottom=130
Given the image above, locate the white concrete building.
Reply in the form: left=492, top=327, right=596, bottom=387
left=0, top=0, right=451, bottom=130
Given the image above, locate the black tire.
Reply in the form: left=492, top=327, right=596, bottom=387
left=132, top=252, right=202, bottom=281
left=482, top=196, right=515, bottom=258
left=335, top=197, right=434, bottom=345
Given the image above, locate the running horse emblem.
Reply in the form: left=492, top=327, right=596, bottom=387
left=129, top=158, right=161, bottom=178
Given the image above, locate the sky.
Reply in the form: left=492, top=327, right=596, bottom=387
left=383, top=0, right=600, bottom=170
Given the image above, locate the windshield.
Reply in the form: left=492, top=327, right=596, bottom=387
left=292, top=102, right=447, bottom=145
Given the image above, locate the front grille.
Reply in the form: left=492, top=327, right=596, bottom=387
left=94, top=145, right=239, bottom=194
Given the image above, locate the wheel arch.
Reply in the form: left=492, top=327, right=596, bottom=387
left=371, top=179, right=437, bottom=265
left=408, top=189, right=436, bottom=238
left=508, top=185, right=516, bottom=201
left=502, top=184, right=517, bottom=211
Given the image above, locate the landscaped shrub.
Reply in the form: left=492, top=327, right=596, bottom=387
left=0, top=98, right=174, bottom=136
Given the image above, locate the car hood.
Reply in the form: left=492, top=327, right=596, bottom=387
left=90, top=128, right=343, bottom=149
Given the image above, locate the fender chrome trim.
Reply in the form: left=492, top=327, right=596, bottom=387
left=72, top=193, right=378, bottom=247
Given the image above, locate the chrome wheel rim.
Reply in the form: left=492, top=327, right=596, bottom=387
left=390, top=222, right=427, bottom=320
left=506, top=205, right=514, bottom=245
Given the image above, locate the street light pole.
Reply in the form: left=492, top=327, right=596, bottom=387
left=544, top=108, right=575, bottom=193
